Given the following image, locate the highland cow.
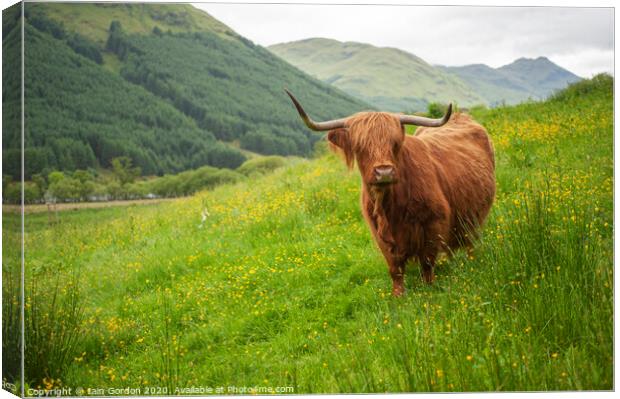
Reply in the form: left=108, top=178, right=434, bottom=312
left=287, top=90, right=495, bottom=296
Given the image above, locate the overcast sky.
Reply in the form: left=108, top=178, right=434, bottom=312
left=193, top=2, right=614, bottom=77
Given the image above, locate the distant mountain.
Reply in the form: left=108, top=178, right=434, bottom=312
left=3, top=3, right=367, bottom=179
left=498, top=57, right=582, bottom=97
left=269, top=38, right=486, bottom=112
left=441, top=57, right=581, bottom=106
left=436, top=64, right=532, bottom=106
left=269, top=38, right=581, bottom=110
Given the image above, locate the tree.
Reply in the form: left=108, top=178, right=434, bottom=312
left=48, top=177, right=80, bottom=202
left=48, top=171, right=65, bottom=185
left=3, top=175, right=13, bottom=196
left=23, top=182, right=42, bottom=204
left=76, top=180, right=96, bottom=201
left=73, top=169, right=93, bottom=184
left=106, top=180, right=124, bottom=200
left=4, top=183, right=21, bottom=204
left=111, top=156, right=141, bottom=186
left=31, top=173, right=47, bottom=193
left=427, top=102, right=450, bottom=119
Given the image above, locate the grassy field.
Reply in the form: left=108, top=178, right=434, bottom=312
left=2, top=76, right=613, bottom=393
left=2, top=199, right=179, bottom=214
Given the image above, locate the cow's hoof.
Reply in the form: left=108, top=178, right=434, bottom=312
left=422, top=268, right=435, bottom=284
left=392, top=287, right=405, bottom=297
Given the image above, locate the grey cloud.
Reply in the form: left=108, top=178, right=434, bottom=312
left=193, top=3, right=613, bottom=77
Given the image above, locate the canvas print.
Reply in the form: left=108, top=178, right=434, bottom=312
left=1, top=0, right=614, bottom=396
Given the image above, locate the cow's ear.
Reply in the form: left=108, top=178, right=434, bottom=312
left=327, top=128, right=347, bottom=148
left=327, top=128, right=354, bottom=169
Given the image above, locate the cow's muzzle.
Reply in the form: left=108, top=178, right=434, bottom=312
left=373, top=165, right=396, bottom=185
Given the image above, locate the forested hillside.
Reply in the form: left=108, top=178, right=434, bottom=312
left=4, top=22, right=245, bottom=179
left=108, top=23, right=365, bottom=154
left=2, top=5, right=22, bottom=181
left=2, top=3, right=367, bottom=179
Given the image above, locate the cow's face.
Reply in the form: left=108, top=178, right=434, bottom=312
left=328, top=113, right=405, bottom=188
left=285, top=92, right=450, bottom=188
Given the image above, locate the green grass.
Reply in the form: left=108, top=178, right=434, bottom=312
left=2, top=76, right=613, bottom=393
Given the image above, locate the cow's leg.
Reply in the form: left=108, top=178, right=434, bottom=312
left=387, top=257, right=407, bottom=297
left=420, top=251, right=437, bottom=284
left=366, top=203, right=407, bottom=296
left=420, top=220, right=448, bottom=284
left=375, top=241, right=407, bottom=296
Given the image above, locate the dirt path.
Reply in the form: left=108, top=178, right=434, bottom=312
left=3, top=198, right=179, bottom=214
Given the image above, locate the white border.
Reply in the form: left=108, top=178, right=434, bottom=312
left=0, top=1, right=615, bottom=399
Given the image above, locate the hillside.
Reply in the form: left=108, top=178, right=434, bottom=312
left=441, top=57, right=581, bottom=106
left=3, top=75, right=612, bottom=391
left=437, top=63, right=532, bottom=106
left=498, top=56, right=581, bottom=96
left=2, top=4, right=21, bottom=180
left=3, top=21, right=246, bottom=178
left=269, top=38, right=485, bottom=112
left=269, top=38, right=581, bottom=110
left=34, top=2, right=235, bottom=45
left=2, top=3, right=367, bottom=179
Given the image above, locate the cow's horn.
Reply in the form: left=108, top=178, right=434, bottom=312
left=399, top=103, right=453, bottom=127
left=285, top=89, right=348, bottom=131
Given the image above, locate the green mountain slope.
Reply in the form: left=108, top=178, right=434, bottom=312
left=3, top=3, right=368, bottom=179
left=108, top=25, right=363, bottom=151
left=3, top=20, right=245, bottom=179
left=437, top=64, right=532, bottom=106
left=35, top=2, right=235, bottom=45
left=440, top=57, right=581, bottom=106
left=498, top=56, right=581, bottom=96
left=34, top=3, right=368, bottom=155
left=269, top=38, right=485, bottom=112
left=2, top=4, right=22, bottom=180
left=269, top=38, right=582, bottom=110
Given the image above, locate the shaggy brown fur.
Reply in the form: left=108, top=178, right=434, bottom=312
left=328, top=112, right=495, bottom=296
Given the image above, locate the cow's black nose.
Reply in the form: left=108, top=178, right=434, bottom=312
left=374, top=165, right=395, bottom=182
